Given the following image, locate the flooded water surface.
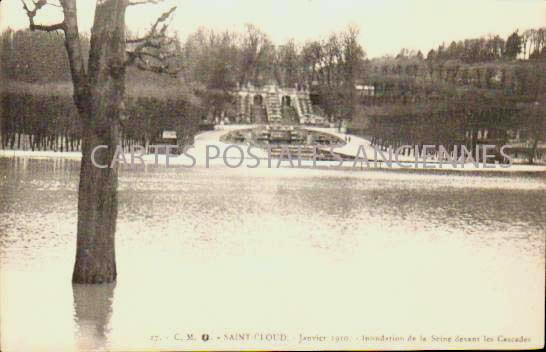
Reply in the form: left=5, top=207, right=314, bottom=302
left=0, top=157, right=544, bottom=350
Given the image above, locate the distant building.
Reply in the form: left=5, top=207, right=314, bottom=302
left=355, top=84, right=375, bottom=96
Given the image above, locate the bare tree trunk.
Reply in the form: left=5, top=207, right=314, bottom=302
left=71, top=0, right=126, bottom=284
left=73, top=130, right=119, bottom=283
left=22, top=0, right=176, bottom=283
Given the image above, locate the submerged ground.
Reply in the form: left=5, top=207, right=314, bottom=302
left=0, top=151, right=544, bottom=350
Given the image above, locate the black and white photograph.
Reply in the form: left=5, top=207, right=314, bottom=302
left=0, top=0, right=545, bottom=350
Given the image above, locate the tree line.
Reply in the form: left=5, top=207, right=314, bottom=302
left=1, top=25, right=544, bottom=162
left=1, top=91, right=201, bottom=152
left=180, top=24, right=366, bottom=120
left=0, top=28, right=200, bottom=152
left=1, top=24, right=366, bottom=141
left=1, top=29, right=90, bottom=82
left=354, top=28, right=546, bottom=164
left=424, top=28, right=546, bottom=63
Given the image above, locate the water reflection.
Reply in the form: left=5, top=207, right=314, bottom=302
left=72, top=283, right=116, bottom=351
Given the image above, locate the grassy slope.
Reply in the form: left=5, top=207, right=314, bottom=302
left=1, top=67, right=201, bottom=105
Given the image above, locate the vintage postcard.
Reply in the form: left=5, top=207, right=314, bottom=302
left=0, top=0, right=545, bottom=351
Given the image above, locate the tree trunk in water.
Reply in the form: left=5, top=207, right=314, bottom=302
left=73, top=130, right=119, bottom=283
left=72, top=0, right=126, bottom=284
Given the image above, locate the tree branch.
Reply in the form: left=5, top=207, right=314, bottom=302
left=124, top=5, right=181, bottom=76
left=128, top=0, right=164, bottom=6
left=31, top=23, right=66, bottom=32
left=58, top=0, right=88, bottom=115
left=21, top=0, right=66, bottom=32
left=139, top=51, right=177, bottom=61
left=126, top=35, right=152, bottom=44
left=135, top=58, right=181, bottom=77
left=125, top=5, right=176, bottom=47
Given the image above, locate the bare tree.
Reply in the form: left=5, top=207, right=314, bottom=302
left=21, top=0, right=178, bottom=283
left=524, top=100, right=546, bottom=164
left=240, top=24, right=274, bottom=85
left=276, top=39, right=300, bottom=87
left=522, top=29, right=535, bottom=60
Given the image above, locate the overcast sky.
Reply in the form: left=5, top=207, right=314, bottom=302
left=0, top=0, right=544, bottom=58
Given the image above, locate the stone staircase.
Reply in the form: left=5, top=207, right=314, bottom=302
left=265, top=93, right=281, bottom=122
left=235, top=84, right=316, bottom=123
left=291, top=95, right=303, bottom=118
left=298, top=95, right=313, bottom=115
left=251, top=105, right=267, bottom=123
left=281, top=106, right=299, bottom=124
left=243, top=95, right=251, bottom=121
